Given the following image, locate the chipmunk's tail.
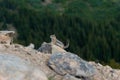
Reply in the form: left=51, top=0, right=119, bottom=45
left=63, top=39, right=69, bottom=49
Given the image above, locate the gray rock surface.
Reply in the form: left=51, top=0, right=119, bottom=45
left=0, top=53, right=48, bottom=80
left=51, top=44, right=67, bottom=54
left=63, top=74, right=82, bottom=80
left=27, top=43, right=35, bottom=49
left=38, top=42, right=52, bottom=53
left=48, top=52, right=96, bottom=78
left=89, top=62, right=120, bottom=80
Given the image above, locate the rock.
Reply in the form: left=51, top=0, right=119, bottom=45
left=0, top=33, right=120, bottom=80
left=38, top=42, right=52, bottom=53
left=0, top=53, right=48, bottom=80
left=38, top=42, right=66, bottom=54
left=38, top=34, right=67, bottom=54
left=89, top=62, right=120, bottom=80
left=63, top=74, right=82, bottom=80
left=48, top=52, right=96, bottom=79
left=51, top=44, right=67, bottom=54
left=24, top=43, right=38, bottom=55
left=27, top=43, right=35, bottom=49
left=14, top=43, right=24, bottom=49
left=0, top=31, right=15, bottom=44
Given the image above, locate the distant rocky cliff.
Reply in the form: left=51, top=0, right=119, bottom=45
left=0, top=31, right=120, bottom=80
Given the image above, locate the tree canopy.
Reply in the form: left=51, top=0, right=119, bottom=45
left=0, top=0, right=120, bottom=68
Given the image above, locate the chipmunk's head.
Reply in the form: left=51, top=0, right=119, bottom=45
left=50, top=34, right=56, bottom=39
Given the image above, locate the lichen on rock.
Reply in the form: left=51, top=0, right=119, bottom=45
left=48, top=52, right=96, bottom=79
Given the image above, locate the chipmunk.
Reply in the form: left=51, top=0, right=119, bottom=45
left=50, top=34, right=69, bottom=49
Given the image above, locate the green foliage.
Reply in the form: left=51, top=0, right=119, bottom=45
left=0, top=0, right=120, bottom=68
left=109, top=59, right=120, bottom=69
left=48, top=76, right=54, bottom=80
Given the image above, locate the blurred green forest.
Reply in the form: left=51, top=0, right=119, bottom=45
left=0, top=0, right=120, bottom=68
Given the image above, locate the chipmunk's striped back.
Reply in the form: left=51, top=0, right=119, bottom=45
left=50, top=34, right=69, bottom=49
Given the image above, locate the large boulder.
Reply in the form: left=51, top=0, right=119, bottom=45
left=48, top=52, right=96, bottom=79
left=0, top=53, right=48, bottom=80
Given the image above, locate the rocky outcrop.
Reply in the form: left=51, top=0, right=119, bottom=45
left=0, top=53, right=48, bottom=80
left=63, top=74, right=82, bottom=80
left=38, top=42, right=66, bottom=54
left=48, top=52, right=95, bottom=80
left=0, top=31, right=120, bottom=80
left=0, top=31, right=15, bottom=44
left=89, top=62, right=120, bottom=80
left=27, top=43, right=35, bottom=49
left=38, top=42, right=52, bottom=53
left=38, top=34, right=67, bottom=54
